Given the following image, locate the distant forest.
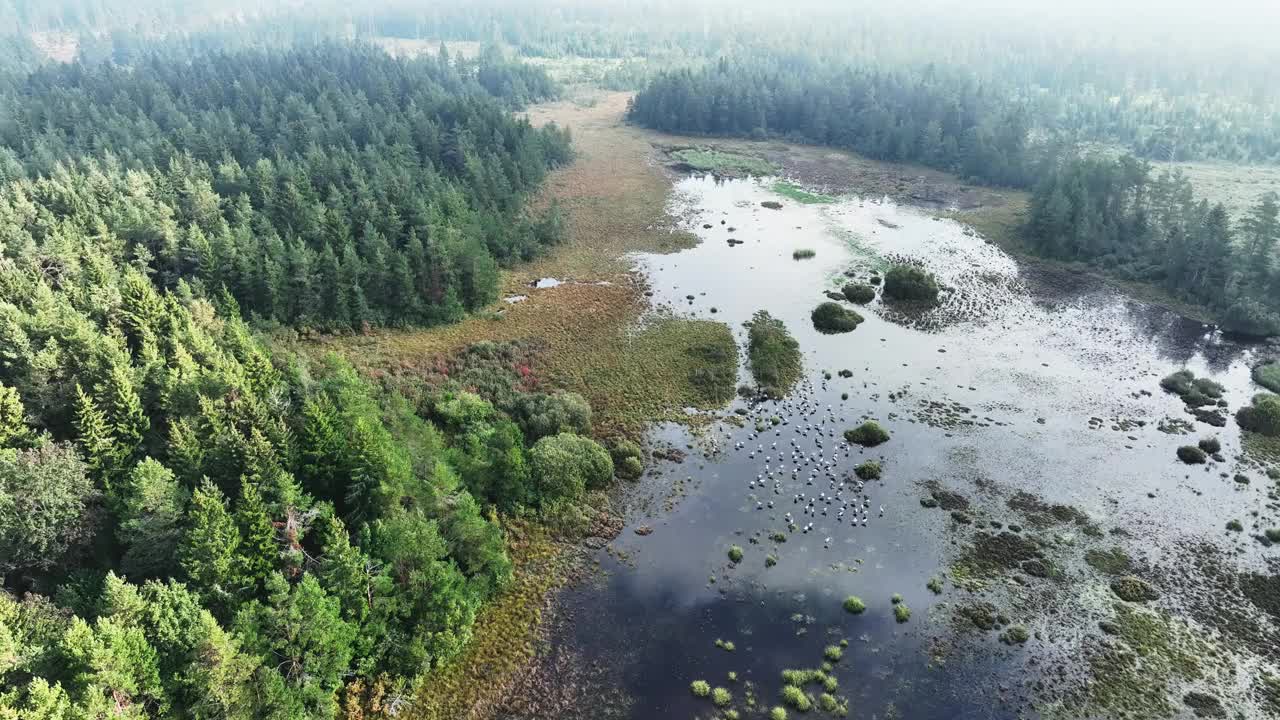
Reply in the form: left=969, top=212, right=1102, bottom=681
left=628, top=57, right=1280, bottom=335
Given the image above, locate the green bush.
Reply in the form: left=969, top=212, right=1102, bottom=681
left=883, top=265, right=940, bottom=303
left=893, top=603, right=911, bottom=622
left=843, top=595, right=866, bottom=614
left=1001, top=625, right=1030, bottom=644
left=770, top=707, right=788, bottom=720
left=793, top=248, right=816, bottom=259
left=1198, top=437, right=1221, bottom=454
left=845, top=421, right=890, bottom=446
left=823, top=645, right=843, bottom=661
left=811, top=302, right=864, bottom=334
left=608, top=439, right=645, bottom=479
left=1237, top=393, right=1280, bottom=436
left=842, top=283, right=877, bottom=304
left=1254, top=362, right=1280, bottom=394
left=530, top=432, right=615, bottom=502
left=746, top=311, right=803, bottom=398
left=691, top=680, right=711, bottom=697
left=728, top=545, right=744, bottom=563
left=854, top=460, right=882, bottom=480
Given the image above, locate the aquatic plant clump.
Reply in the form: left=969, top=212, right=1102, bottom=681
left=728, top=545, right=744, bottom=564
left=1110, top=576, right=1160, bottom=603
left=811, top=302, right=864, bottom=333
left=691, top=680, right=711, bottom=697
left=746, top=311, right=803, bottom=398
left=770, top=706, right=788, bottom=720
left=842, top=283, right=877, bottom=304
left=1001, top=625, right=1031, bottom=645
left=883, top=264, right=940, bottom=304
left=1161, top=369, right=1226, bottom=407
left=843, top=596, right=866, bottom=614
left=1176, top=445, right=1207, bottom=464
left=781, top=685, right=811, bottom=711
left=893, top=603, right=912, bottom=622
left=845, top=421, right=890, bottom=447
left=823, top=645, right=843, bottom=662
left=854, top=460, right=882, bottom=480
left=712, top=687, right=732, bottom=707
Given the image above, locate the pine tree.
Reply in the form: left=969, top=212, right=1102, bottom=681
left=233, top=479, right=278, bottom=595
left=74, top=384, right=120, bottom=492
left=0, top=383, right=31, bottom=448
left=118, top=458, right=188, bottom=579
left=179, top=480, right=242, bottom=607
left=102, top=362, right=150, bottom=463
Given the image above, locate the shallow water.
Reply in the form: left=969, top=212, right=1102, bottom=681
left=531, top=175, right=1271, bottom=719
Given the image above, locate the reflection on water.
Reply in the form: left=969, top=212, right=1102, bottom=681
left=540, top=175, right=1266, bottom=720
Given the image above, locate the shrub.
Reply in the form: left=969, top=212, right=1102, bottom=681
left=691, top=680, right=711, bottom=697
left=883, top=265, right=940, bottom=303
left=1176, top=445, right=1207, bottom=464
left=766, top=554, right=778, bottom=567
left=530, top=433, right=615, bottom=502
left=712, top=687, right=732, bottom=707
left=854, top=460, right=882, bottom=480
left=608, top=438, right=645, bottom=479
left=1198, top=437, right=1221, bottom=454
left=811, top=302, right=864, bottom=333
left=823, top=645, right=843, bottom=661
left=893, top=603, right=911, bottom=622
left=1254, top=362, right=1280, bottom=394
left=842, top=283, right=877, bottom=304
left=793, top=248, right=816, bottom=260
left=843, top=595, right=866, bottom=614
left=845, top=422, right=890, bottom=447
left=1227, top=519, right=1244, bottom=532
left=728, top=545, right=744, bottom=563
left=819, top=694, right=839, bottom=712
left=891, top=593, right=903, bottom=604
left=1237, top=393, right=1280, bottom=436
left=1160, top=369, right=1196, bottom=395
left=1222, top=299, right=1280, bottom=338
left=770, top=708, right=788, bottom=720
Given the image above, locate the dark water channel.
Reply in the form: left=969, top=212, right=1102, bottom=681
left=527, top=176, right=1272, bottom=720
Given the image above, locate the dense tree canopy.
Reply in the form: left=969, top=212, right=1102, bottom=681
left=0, top=37, right=628, bottom=720
left=0, top=42, right=570, bottom=330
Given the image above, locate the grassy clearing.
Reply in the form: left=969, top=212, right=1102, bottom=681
left=772, top=180, right=836, bottom=204
left=670, top=147, right=779, bottom=176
